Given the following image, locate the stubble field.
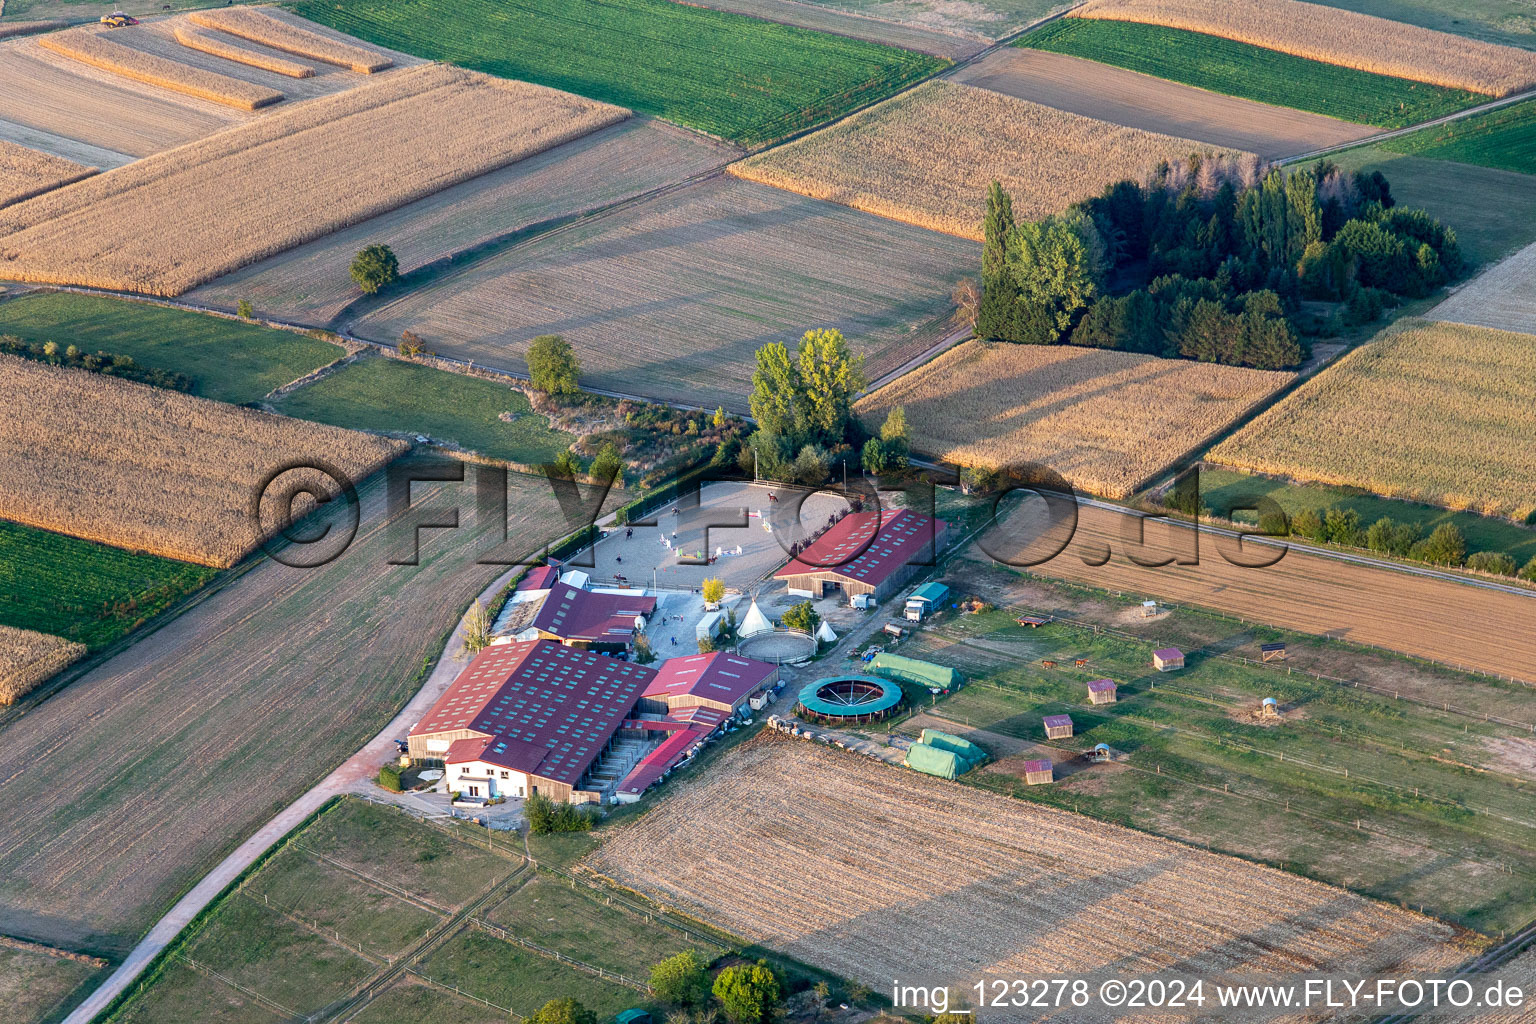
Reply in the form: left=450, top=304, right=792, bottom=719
left=0, top=624, right=85, bottom=706
left=772, top=0, right=1068, bottom=38
left=952, top=47, right=1375, bottom=159
left=0, top=63, right=627, bottom=296
left=855, top=341, right=1292, bottom=497
left=592, top=735, right=1465, bottom=993
left=353, top=176, right=978, bottom=411
left=1429, top=240, right=1536, bottom=335
left=733, top=80, right=1244, bottom=239
left=1209, top=320, right=1536, bottom=521
left=0, top=462, right=570, bottom=955
left=1074, top=0, right=1536, bottom=95
left=190, top=118, right=740, bottom=325
left=677, top=0, right=985, bottom=59
left=0, top=139, right=94, bottom=208
left=0, top=355, right=405, bottom=567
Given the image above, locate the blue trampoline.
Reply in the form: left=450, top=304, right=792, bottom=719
left=796, top=675, right=903, bottom=724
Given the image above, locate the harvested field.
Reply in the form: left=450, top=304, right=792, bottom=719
left=172, top=23, right=314, bottom=78
left=953, top=47, right=1374, bottom=160
left=854, top=340, right=1291, bottom=497
left=0, top=63, right=628, bottom=296
left=676, top=0, right=985, bottom=59
left=781, top=0, right=1067, bottom=39
left=1430, top=239, right=1536, bottom=335
left=352, top=176, right=978, bottom=411
left=731, top=80, right=1244, bottom=240
left=1074, top=0, right=1536, bottom=96
left=0, top=460, right=569, bottom=954
left=188, top=7, right=393, bottom=73
left=0, top=19, right=63, bottom=39
left=1210, top=320, right=1536, bottom=522
left=0, top=355, right=405, bottom=567
left=1005, top=501, right=1536, bottom=682
left=38, top=26, right=284, bottom=110
left=190, top=118, right=739, bottom=325
left=592, top=735, right=1464, bottom=992
left=0, top=139, right=94, bottom=208
left=0, top=625, right=85, bottom=706
left=0, top=941, right=104, bottom=1024
left=0, top=41, right=234, bottom=159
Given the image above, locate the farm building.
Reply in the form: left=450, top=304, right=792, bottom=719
left=773, top=508, right=949, bottom=603
left=493, top=583, right=657, bottom=655
left=1043, top=714, right=1073, bottom=740
left=904, top=581, right=949, bottom=621
left=1153, top=647, right=1186, bottom=672
left=1261, top=697, right=1282, bottom=718
left=1023, top=759, right=1053, bottom=785
left=1086, top=679, right=1117, bottom=705
left=638, top=651, right=779, bottom=717
left=870, top=652, right=961, bottom=691
left=409, top=639, right=655, bottom=804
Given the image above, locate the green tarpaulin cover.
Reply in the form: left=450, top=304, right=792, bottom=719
left=919, top=729, right=986, bottom=768
left=904, top=741, right=961, bottom=780
left=870, top=653, right=961, bottom=690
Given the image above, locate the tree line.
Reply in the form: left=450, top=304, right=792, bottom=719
left=979, top=155, right=1463, bottom=370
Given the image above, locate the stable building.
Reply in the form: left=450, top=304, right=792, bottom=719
left=494, top=583, right=657, bottom=656
left=773, top=508, right=949, bottom=604
left=1152, top=647, right=1185, bottom=672
left=409, top=639, right=655, bottom=804
left=639, top=651, right=780, bottom=718
left=1023, top=759, right=1054, bottom=785
left=1042, top=714, right=1074, bottom=740
left=1086, top=679, right=1118, bottom=705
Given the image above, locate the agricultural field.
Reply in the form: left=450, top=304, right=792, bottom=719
left=1018, top=18, right=1484, bottom=129
left=0, top=355, right=404, bottom=567
left=0, top=624, right=84, bottom=706
left=593, top=735, right=1466, bottom=991
left=38, top=25, right=285, bottom=110
left=186, top=8, right=394, bottom=74
left=189, top=118, right=740, bottom=325
left=1073, top=0, right=1536, bottom=95
left=0, top=461, right=572, bottom=955
left=854, top=340, right=1292, bottom=497
left=1314, top=0, right=1536, bottom=49
left=1194, top=465, right=1536, bottom=566
left=752, top=0, right=1068, bottom=38
left=1209, top=320, right=1536, bottom=522
left=1379, top=97, right=1536, bottom=174
left=1326, top=146, right=1536, bottom=266
left=270, top=355, right=575, bottom=467
left=352, top=177, right=978, bottom=412
left=952, top=48, right=1374, bottom=159
left=997, top=498, right=1536, bottom=682
left=0, top=940, right=106, bottom=1024
left=0, top=64, right=626, bottom=296
left=0, top=519, right=218, bottom=650
left=1431, top=238, right=1536, bottom=335
left=290, top=0, right=946, bottom=147
left=0, top=292, right=345, bottom=404
left=0, top=139, right=94, bottom=208
left=890, top=562, right=1536, bottom=930
left=732, top=80, right=1242, bottom=239
left=678, top=0, right=985, bottom=60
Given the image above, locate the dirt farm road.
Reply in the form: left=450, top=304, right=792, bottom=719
left=60, top=564, right=522, bottom=1024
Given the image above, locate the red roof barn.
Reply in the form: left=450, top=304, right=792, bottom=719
left=773, top=508, right=948, bottom=602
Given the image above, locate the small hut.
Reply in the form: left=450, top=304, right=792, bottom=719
left=1023, top=758, right=1054, bottom=785
left=1261, top=696, right=1281, bottom=718
left=1152, top=647, right=1185, bottom=672
left=1043, top=713, right=1074, bottom=740
left=1141, top=600, right=1158, bottom=618
left=1086, top=679, right=1117, bottom=705
left=1090, top=743, right=1112, bottom=763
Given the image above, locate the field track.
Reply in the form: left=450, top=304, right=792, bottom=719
left=1000, top=500, right=1536, bottom=682
left=191, top=118, right=740, bottom=326
left=953, top=47, right=1376, bottom=158
left=0, top=464, right=570, bottom=956
left=593, top=735, right=1465, bottom=995
left=1430, top=240, right=1536, bottom=335
left=352, top=176, right=977, bottom=412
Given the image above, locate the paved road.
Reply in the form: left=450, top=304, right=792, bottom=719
left=61, top=564, right=521, bottom=1024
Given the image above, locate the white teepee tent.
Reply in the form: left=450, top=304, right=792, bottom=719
left=815, top=619, right=838, bottom=644
left=739, top=598, right=773, bottom=637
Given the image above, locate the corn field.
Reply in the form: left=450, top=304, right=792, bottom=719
left=1075, top=0, right=1536, bottom=96
left=0, top=354, right=406, bottom=567
left=855, top=340, right=1291, bottom=497
left=38, top=26, right=285, bottom=110
left=0, top=63, right=627, bottom=296
left=188, top=7, right=394, bottom=74
left=173, top=24, right=315, bottom=79
left=0, top=139, right=94, bottom=208
left=0, top=625, right=85, bottom=705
